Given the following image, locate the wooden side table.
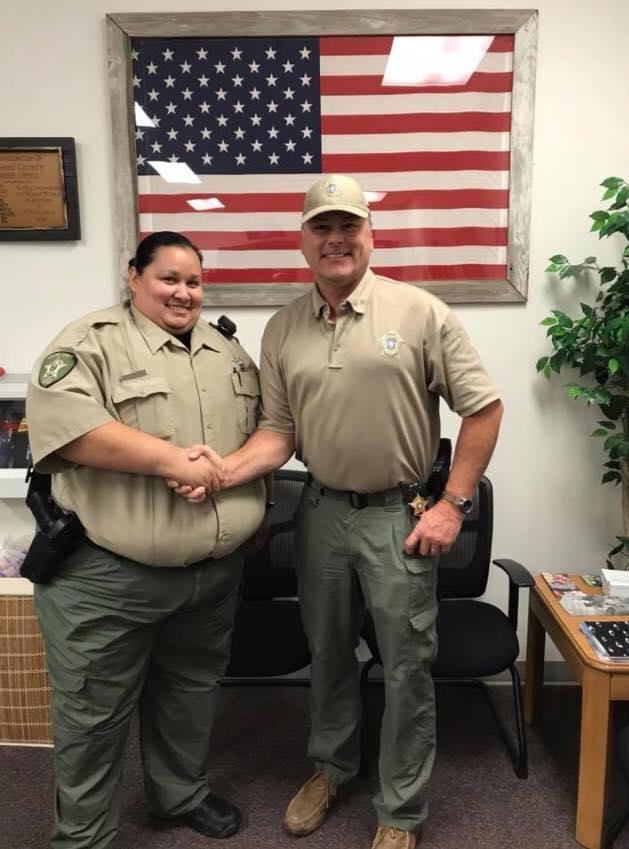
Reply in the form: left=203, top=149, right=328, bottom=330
left=525, top=574, right=629, bottom=849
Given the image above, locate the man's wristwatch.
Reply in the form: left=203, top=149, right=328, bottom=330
left=441, top=491, right=473, bottom=515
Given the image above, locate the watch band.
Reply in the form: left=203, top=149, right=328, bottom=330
left=441, top=492, right=473, bottom=514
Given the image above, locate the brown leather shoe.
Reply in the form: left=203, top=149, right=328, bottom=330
left=283, top=771, right=338, bottom=835
left=371, top=825, right=417, bottom=849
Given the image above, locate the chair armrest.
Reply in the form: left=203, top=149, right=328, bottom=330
left=492, top=558, right=534, bottom=629
left=493, top=558, right=534, bottom=588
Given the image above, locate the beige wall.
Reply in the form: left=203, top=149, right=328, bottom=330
left=1, top=0, right=628, bottom=659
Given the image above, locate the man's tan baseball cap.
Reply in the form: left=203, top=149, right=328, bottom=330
left=302, top=174, right=370, bottom=223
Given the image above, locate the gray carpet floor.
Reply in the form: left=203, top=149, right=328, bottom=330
left=3, top=682, right=629, bottom=849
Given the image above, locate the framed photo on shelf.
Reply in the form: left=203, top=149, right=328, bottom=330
left=0, top=375, right=30, bottom=499
left=106, top=10, right=537, bottom=306
left=0, top=137, right=81, bottom=241
left=0, top=399, right=29, bottom=471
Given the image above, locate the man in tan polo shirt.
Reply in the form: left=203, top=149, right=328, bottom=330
left=26, top=231, right=264, bottom=849
left=181, top=175, right=503, bottom=849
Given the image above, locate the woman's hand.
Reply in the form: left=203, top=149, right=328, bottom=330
left=166, top=443, right=224, bottom=503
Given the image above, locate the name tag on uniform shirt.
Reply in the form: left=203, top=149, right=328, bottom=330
left=120, top=370, right=148, bottom=381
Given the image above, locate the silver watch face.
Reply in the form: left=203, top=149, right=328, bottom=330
left=444, top=493, right=473, bottom=514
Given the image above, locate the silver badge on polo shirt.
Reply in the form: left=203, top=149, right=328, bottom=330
left=380, top=331, right=403, bottom=358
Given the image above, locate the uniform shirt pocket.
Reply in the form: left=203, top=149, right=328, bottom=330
left=231, top=369, right=260, bottom=434
left=111, top=376, right=175, bottom=439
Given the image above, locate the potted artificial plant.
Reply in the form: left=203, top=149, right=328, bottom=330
left=537, top=177, right=629, bottom=566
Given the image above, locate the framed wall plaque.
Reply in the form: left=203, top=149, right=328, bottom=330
left=0, top=137, right=81, bottom=241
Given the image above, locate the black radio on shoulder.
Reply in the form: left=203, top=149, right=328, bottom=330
left=210, top=315, right=237, bottom=339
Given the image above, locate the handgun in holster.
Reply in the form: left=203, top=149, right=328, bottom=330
left=404, top=438, right=452, bottom=517
left=20, top=467, right=83, bottom=584
left=427, top=437, right=452, bottom=501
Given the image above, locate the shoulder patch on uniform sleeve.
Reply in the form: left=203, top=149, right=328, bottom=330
left=38, top=352, right=78, bottom=387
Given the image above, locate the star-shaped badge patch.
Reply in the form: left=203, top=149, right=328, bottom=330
left=38, top=352, right=78, bottom=387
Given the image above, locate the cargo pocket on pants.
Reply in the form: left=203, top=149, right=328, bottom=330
left=404, top=556, right=438, bottom=647
left=50, top=667, right=88, bottom=731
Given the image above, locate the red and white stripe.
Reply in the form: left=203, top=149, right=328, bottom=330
left=138, top=35, right=513, bottom=286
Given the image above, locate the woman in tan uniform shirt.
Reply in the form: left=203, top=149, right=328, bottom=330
left=26, top=231, right=265, bottom=849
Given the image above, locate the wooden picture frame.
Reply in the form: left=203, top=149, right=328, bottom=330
left=106, top=10, right=537, bottom=305
left=0, top=137, right=81, bottom=241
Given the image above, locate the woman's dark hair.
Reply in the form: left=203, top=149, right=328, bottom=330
left=128, top=231, right=203, bottom=274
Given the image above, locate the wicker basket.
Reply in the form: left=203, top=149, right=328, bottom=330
left=0, top=578, right=52, bottom=745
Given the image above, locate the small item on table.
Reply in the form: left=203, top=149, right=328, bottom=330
left=541, top=572, right=578, bottom=595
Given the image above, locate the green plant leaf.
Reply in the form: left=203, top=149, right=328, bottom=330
left=601, top=177, right=624, bottom=189
left=601, top=213, right=629, bottom=237
left=617, top=186, right=629, bottom=205
left=540, top=175, right=629, bottom=490
left=600, top=400, right=624, bottom=421
left=548, top=325, right=567, bottom=339
left=602, top=471, right=622, bottom=484
left=592, top=428, right=609, bottom=437
left=549, top=351, right=566, bottom=373
left=559, top=265, right=581, bottom=279
left=583, top=387, right=612, bottom=405
left=600, top=267, right=618, bottom=283
left=553, top=310, right=573, bottom=326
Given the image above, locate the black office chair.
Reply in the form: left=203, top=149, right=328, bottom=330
left=224, top=469, right=311, bottom=681
left=604, top=725, right=629, bottom=848
left=360, top=475, right=533, bottom=778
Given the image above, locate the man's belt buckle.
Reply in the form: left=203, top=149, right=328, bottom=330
left=349, top=491, right=368, bottom=509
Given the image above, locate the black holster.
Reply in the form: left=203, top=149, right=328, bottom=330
left=427, top=438, right=452, bottom=500
left=20, top=468, right=83, bottom=584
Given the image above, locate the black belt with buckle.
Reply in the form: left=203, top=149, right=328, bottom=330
left=306, top=474, right=431, bottom=510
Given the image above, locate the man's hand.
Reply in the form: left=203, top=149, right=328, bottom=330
left=166, top=444, right=224, bottom=502
left=404, top=500, right=463, bottom=557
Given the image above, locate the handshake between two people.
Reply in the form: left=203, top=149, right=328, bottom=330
left=166, top=443, right=226, bottom=503
left=166, top=442, right=270, bottom=553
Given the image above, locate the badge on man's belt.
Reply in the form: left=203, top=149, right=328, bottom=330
left=408, top=494, right=428, bottom=517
